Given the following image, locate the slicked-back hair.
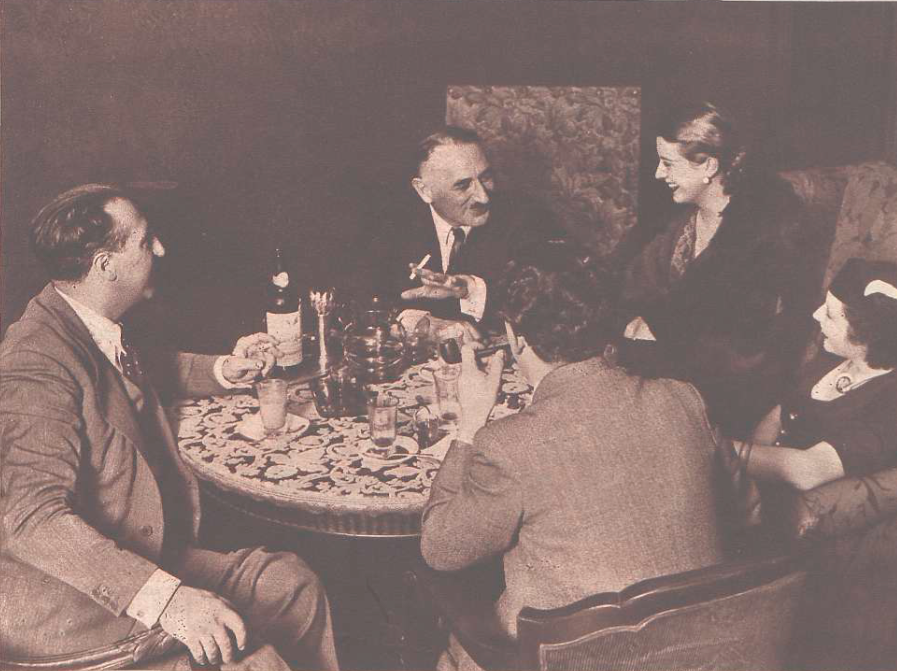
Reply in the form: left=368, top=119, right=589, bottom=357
left=30, top=183, right=133, bottom=281
left=413, top=126, right=484, bottom=177
left=497, top=240, right=618, bottom=364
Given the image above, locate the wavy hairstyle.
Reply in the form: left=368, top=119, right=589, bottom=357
left=845, top=295, right=897, bottom=369
left=657, top=101, right=750, bottom=197
left=30, top=183, right=133, bottom=281
left=497, top=240, right=618, bottom=364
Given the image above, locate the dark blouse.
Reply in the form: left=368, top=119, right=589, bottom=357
left=778, top=353, right=897, bottom=476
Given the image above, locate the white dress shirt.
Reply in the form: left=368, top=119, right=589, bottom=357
left=400, top=207, right=488, bottom=331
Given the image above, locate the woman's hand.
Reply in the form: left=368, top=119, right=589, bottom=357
left=457, top=344, right=505, bottom=444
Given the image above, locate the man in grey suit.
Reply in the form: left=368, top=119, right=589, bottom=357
left=421, top=243, right=725, bottom=671
left=0, top=184, right=338, bottom=670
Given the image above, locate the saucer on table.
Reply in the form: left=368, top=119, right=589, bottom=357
left=237, top=413, right=311, bottom=441
left=358, top=435, right=420, bottom=467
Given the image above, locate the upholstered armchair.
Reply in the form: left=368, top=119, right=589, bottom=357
left=760, top=160, right=897, bottom=668
left=406, top=553, right=806, bottom=671
left=774, top=160, right=897, bottom=544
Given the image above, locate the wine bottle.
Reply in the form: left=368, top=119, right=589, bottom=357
left=265, top=247, right=303, bottom=377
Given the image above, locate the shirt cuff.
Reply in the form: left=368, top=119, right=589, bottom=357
left=398, top=309, right=430, bottom=334
left=460, top=275, right=487, bottom=322
left=126, top=569, right=181, bottom=628
left=213, top=355, right=245, bottom=389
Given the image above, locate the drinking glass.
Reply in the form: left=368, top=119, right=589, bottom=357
left=255, top=378, right=288, bottom=434
left=433, top=364, right=462, bottom=430
left=414, top=406, right=442, bottom=448
left=367, top=394, right=399, bottom=456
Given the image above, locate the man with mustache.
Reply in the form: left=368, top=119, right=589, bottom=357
left=0, top=184, right=338, bottom=670
left=367, top=126, right=555, bottom=339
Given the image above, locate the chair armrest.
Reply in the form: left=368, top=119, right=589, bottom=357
left=406, top=555, right=518, bottom=671
left=784, top=466, right=897, bottom=543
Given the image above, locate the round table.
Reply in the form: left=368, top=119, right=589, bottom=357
left=172, top=360, right=533, bottom=537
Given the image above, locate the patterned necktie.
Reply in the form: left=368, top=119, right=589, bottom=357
left=118, top=327, right=146, bottom=388
left=447, top=227, right=466, bottom=275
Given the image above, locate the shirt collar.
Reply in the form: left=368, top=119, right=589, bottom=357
left=54, top=286, right=124, bottom=354
left=429, top=206, right=472, bottom=244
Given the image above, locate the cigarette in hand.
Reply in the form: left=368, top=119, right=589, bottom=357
left=409, top=254, right=432, bottom=280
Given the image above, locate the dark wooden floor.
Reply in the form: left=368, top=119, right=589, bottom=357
left=199, top=491, right=446, bottom=671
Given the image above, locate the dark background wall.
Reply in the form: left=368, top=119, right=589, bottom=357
left=2, top=0, right=895, bottom=350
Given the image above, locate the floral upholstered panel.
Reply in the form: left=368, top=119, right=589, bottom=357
left=825, top=161, right=897, bottom=287
left=779, top=161, right=897, bottom=363
left=779, top=166, right=850, bottom=304
left=446, top=85, right=640, bottom=257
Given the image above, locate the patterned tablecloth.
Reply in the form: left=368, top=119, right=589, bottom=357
left=172, top=361, right=533, bottom=537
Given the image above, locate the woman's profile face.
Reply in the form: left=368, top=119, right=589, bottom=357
left=655, top=137, right=710, bottom=206
left=813, top=292, right=867, bottom=361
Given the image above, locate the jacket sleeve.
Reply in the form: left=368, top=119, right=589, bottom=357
left=0, top=348, right=158, bottom=616
left=621, top=223, right=677, bottom=326
left=142, top=350, right=229, bottom=400
left=420, top=432, right=523, bottom=571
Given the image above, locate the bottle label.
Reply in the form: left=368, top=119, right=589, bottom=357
left=266, top=309, right=303, bottom=366
left=272, top=272, right=290, bottom=288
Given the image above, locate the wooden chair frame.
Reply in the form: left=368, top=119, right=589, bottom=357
left=406, top=552, right=805, bottom=671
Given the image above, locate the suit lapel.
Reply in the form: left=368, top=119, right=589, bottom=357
left=415, top=208, right=443, bottom=274
left=36, top=286, right=146, bottom=452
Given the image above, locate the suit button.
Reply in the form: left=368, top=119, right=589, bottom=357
left=789, top=412, right=798, bottom=421
left=140, top=525, right=153, bottom=537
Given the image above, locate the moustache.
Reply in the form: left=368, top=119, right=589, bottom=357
left=469, top=203, right=490, bottom=215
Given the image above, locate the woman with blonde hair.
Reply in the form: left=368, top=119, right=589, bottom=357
left=621, top=101, right=818, bottom=437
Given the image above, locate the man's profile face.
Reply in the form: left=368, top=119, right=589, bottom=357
left=414, top=142, right=494, bottom=228
left=104, top=198, right=165, bottom=306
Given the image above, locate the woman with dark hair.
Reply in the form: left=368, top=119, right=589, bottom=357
left=621, top=101, right=817, bottom=438
left=734, top=258, right=897, bottom=492
left=724, top=258, right=897, bottom=670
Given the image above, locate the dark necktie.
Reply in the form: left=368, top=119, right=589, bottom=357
left=447, top=227, right=466, bottom=275
left=118, top=327, right=146, bottom=389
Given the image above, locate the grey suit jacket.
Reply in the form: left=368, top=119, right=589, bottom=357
left=421, top=357, right=725, bottom=637
left=0, top=284, right=227, bottom=658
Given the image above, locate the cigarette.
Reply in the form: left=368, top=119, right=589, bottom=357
left=409, top=254, right=431, bottom=280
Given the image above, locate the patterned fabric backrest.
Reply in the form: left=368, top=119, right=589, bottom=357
left=780, top=161, right=897, bottom=293
left=823, top=161, right=897, bottom=288
left=446, top=85, right=641, bottom=258
left=536, top=572, right=805, bottom=671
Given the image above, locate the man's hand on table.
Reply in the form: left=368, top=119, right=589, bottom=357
left=457, top=343, right=505, bottom=444
left=159, top=585, right=248, bottom=666
left=405, top=315, right=483, bottom=346
left=223, top=333, right=281, bottom=384
left=402, top=268, right=475, bottom=301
